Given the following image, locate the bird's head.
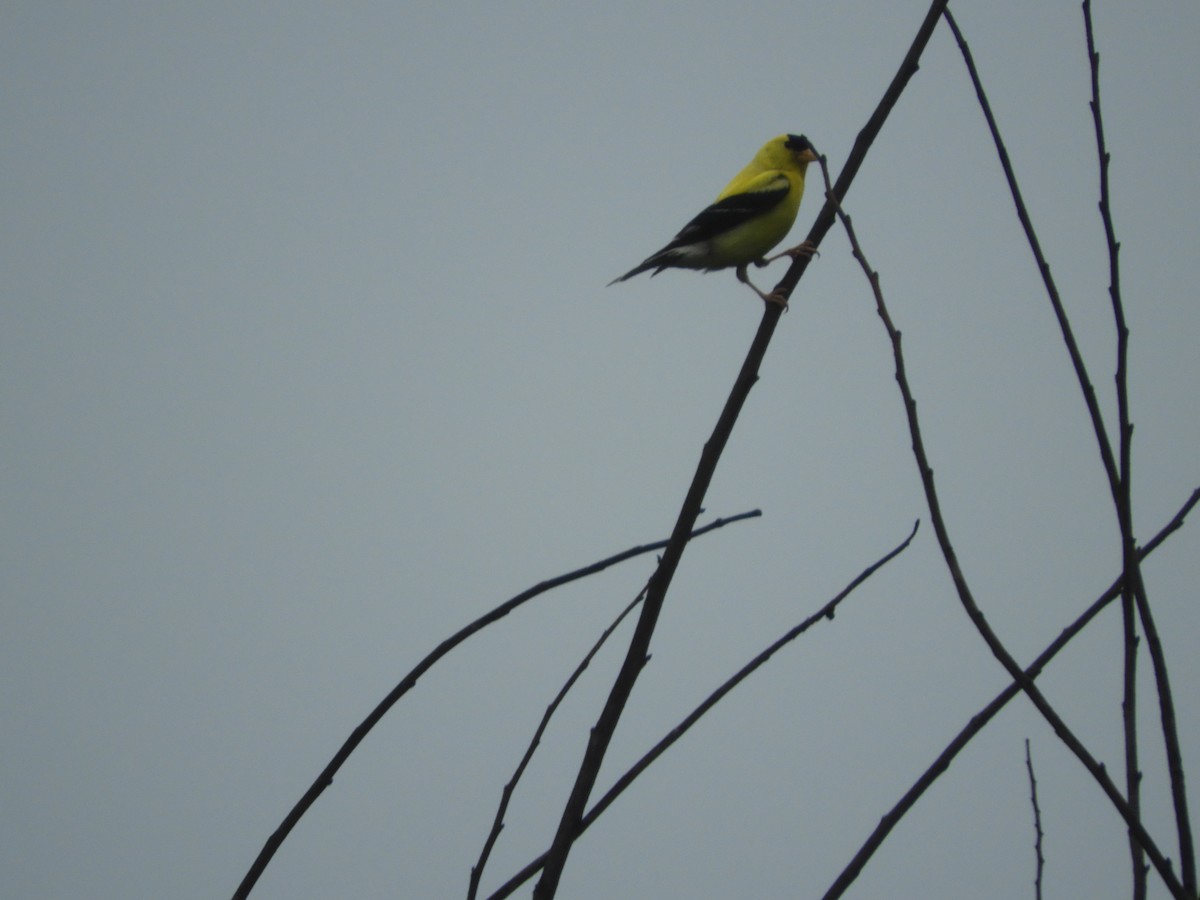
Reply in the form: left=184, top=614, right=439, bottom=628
left=784, top=134, right=819, bottom=165
left=756, top=134, right=819, bottom=175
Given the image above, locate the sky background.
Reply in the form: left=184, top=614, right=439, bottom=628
left=4, top=2, right=1198, bottom=898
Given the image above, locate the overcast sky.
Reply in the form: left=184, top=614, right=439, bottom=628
left=4, top=3, right=1198, bottom=898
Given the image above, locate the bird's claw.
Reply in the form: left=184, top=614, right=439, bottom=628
left=786, top=241, right=819, bottom=260
left=760, top=241, right=819, bottom=265
left=737, top=263, right=788, bottom=309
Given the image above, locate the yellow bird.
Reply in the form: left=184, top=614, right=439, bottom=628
left=609, top=134, right=819, bottom=304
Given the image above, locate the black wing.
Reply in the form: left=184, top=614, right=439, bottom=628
left=663, top=173, right=790, bottom=251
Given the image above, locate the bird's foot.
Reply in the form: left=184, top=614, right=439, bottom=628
left=736, top=264, right=789, bottom=309
left=759, top=241, right=819, bottom=266
left=762, top=290, right=789, bottom=310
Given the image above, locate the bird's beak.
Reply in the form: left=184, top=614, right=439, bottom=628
left=798, top=148, right=819, bottom=164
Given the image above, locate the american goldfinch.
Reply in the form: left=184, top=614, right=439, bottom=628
left=609, top=134, right=819, bottom=305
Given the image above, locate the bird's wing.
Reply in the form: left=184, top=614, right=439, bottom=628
left=606, top=169, right=795, bottom=284
left=664, top=171, right=791, bottom=250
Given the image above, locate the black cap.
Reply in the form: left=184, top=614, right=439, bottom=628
left=785, top=134, right=815, bottom=154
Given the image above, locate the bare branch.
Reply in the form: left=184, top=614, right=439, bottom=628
left=819, top=154, right=1188, bottom=899
left=1079, top=5, right=1148, bottom=894
left=532, top=277, right=785, bottom=900
left=485, top=521, right=919, bottom=900
left=1130, top=578, right=1195, bottom=892
left=821, top=486, right=1200, bottom=900
left=1026, top=739, right=1046, bottom=900
left=940, top=8, right=1119, bottom=501
left=772, top=1, right=952, bottom=303
left=1121, top=588, right=1147, bottom=899
left=231, top=509, right=760, bottom=899
left=944, top=15, right=1195, bottom=884
left=1082, top=5, right=1197, bottom=893
left=469, top=586, right=647, bottom=899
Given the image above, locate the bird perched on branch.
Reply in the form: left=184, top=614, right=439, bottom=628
left=608, top=133, right=819, bottom=305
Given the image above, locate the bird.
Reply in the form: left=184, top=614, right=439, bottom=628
left=608, top=134, right=819, bottom=305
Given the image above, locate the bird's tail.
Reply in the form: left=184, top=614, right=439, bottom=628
left=606, top=253, right=671, bottom=286
left=607, top=264, right=652, bottom=286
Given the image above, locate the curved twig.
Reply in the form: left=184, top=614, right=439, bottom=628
left=820, top=153, right=1187, bottom=899
left=469, top=586, right=648, bottom=898
left=486, top=521, right=920, bottom=900
left=940, top=8, right=1119, bottom=500
left=821, top=486, right=1199, bottom=900
left=232, top=509, right=760, bottom=899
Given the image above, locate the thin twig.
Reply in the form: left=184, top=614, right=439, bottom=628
left=940, top=8, right=1120, bottom=502
left=819, top=155, right=1187, bottom=899
left=469, top=586, right=648, bottom=899
left=1130, top=555, right=1194, bottom=895
left=1025, top=739, right=1046, bottom=900
left=1079, top=5, right=1146, bottom=894
left=231, top=509, right=760, bottom=899
left=821, top=486, right=1200, bottom=900
left=485, top=521, right=920, bottom=900
left=1082, top=4, right=1196, bottom=893
left=1121, top=587, right=1147, bottom=899
left=772, top=0, right=954, bottom=303
left=1082, top=0, right=1132, bottom=506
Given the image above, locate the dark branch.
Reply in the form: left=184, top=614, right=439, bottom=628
left=821, top=486, right=1200, bottom=900
left=1082, top=4, right=1197, bottom=893
left=532, top=278, right=786, bottom=899
left=1026, top=739, right=1046, bottom=900
left=1121, top=584, right=1147, bottom=899
left=771, top=0, right=953, bottom=303
left=231, top=509, right=760, bottom=899
left=486, top=521, right=919, bottom=900
left=941, top=9, right=1120, bottom=501
left=469, top=587, right=647, bottom=899
left=1080, top=5, right=1146, bottom=895
left=820, top=153, right=1188, bottom=900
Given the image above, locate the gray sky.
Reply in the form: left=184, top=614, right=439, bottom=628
left=4, top=3, right=1198, bottom=898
